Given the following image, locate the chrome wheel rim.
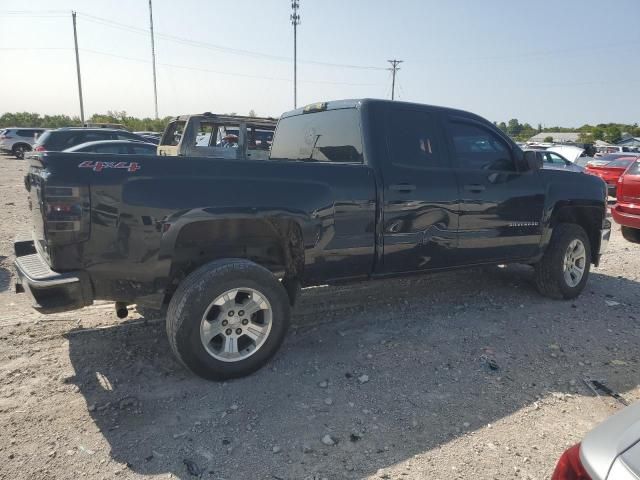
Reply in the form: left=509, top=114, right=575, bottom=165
left=200, top=288, right=273, bottom=362
left=563, top=239, right=586, bottom=288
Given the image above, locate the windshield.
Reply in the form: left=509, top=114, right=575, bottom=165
left=34, top=130, right=52, bottom=146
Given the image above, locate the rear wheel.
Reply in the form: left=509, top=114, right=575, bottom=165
left=534, top=223, right=591, bottom=300
left=621, top=226, right=640, bottom=244
left=12, top=143, right=30, bottom=159
left=166, top=259, right=290, bottom=380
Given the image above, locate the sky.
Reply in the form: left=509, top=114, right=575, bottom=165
left=1, top=0, right=639, bottom=127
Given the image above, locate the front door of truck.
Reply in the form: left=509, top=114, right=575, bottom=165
left=378, top=107, right=460, bottom=273
left=445, top=116, right=546, bottom=264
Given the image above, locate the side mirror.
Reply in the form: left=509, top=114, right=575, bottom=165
left=523, top=150, right=543, bottom=171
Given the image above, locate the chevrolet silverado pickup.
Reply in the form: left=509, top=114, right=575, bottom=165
left=15, top=99, right=611, bottom=380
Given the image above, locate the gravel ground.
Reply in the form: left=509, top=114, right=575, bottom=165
left=0, top=151, right=638, bottom=480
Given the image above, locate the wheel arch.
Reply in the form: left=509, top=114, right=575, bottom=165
left=548, top=203, right=605, bottom=264
left=162, top=217, right=305, bottom=304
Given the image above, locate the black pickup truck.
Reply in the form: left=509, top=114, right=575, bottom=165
left=15, top=99, right=610, bottom=380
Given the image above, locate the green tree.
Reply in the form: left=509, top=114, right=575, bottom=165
left=543, top=136, right=554, bottom=143
left=497, top=122, right=507, bottom=133
left=507, top=119, right=522, bottom=136
left=605, top=126, right=622, bottom=143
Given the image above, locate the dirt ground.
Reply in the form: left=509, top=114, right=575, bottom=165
left=0, top=151, right=638, bottom=480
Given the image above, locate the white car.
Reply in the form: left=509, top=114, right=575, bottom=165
left=0, top=127, right=48, bottom=159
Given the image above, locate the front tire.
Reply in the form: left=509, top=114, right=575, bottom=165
left=534, top=223, right=591, bottom=300
left=166, top=259, right=290, bottom=380
left=621, top=226, right=640, bottom=244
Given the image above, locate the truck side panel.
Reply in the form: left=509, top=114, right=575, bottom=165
left=29, top=153, right=377, bottom=307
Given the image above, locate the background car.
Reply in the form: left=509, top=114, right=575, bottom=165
left=530, top=150, right=584, bottom=173
left=612, top=159, right=640, bottom=243
left=552, top=402, right=640, bottom=480
left=586, top=155, right=639, bottom=197
left=0, top=127, right=47, bottom=159
left=547, top=145, right=595, bottom=168
left=33, top=127, right=148, bottom=153
left=63, top=140, right=157, bottom=155
left=134, top=131, right=162, bottom=145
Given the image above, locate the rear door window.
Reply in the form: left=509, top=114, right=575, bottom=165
left=387, top=109, right=447, bottom=168
left=270, top=109, right=363, bottom=163
left=92, top=144, right=130, bottom=154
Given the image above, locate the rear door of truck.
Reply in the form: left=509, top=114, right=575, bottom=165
left=373, top=103, right=460, bottom=273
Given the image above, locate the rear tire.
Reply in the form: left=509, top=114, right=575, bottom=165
left=621, top=226, right=640, bottom=244
left=534, top=223, right=591, bottom=300
left=12, top=143, right=30, bottom=159
left=166, top=259, right=290, bottom=380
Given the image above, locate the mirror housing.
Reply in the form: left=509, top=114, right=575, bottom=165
left=523, top=150, right=543, bottom=172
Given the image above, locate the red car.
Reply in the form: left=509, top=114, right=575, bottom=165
left=585, top=156, right=639, bottom=197
left=612, top=159, right=640, bottom=243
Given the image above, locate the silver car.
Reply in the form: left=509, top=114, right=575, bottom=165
left=526, top=149, right=585, bottom=173
left=0, top=127, right=47, bottom=159
left=552, top=402, right=640, bottom=479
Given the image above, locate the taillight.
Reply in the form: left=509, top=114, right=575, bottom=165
left=34, top=145, right=46, bottom=152
left=552, top=444, right=591, bottom=480
left=44, top=186, right=90, bottom=245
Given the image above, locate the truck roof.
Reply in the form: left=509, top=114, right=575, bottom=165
left=171, top=113, right=278, bottom=129
left=281, top=98, right=486, bottom=122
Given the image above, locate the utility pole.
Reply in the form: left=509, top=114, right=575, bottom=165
left=387, top=59, right=403, bottom=101
left=290, top=0, right=300, bottom=109
left=148, top=0, right=159, bottom=119
left=72, top=11, right=85, bottom=124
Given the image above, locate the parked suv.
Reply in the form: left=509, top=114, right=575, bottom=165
left=33, top=128, right=148, bottom=153
left=0, top=128, right=47, bottom=159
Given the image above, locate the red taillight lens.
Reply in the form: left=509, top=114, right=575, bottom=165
left=552, top=444, right=591, bottom=480
left=34, top=145, right=46, bottom=152
left=44, top=186, right=90, bottom=243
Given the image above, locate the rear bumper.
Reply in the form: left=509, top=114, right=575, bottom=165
left=14, top=240, right=93, bottom=313
left=612, top=204, right=640, bottom=230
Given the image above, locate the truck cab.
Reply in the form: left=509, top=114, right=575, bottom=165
left=158, top=112, right=277, bottom=160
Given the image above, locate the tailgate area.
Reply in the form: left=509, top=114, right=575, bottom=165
left=14, top=241, right=93, bottom=313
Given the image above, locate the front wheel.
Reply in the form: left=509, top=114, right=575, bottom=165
left=166, top=259, right=291, bottom=380
left=534, top=223, right=591, bottom=300
left=621, top=226, right=640, bottom=244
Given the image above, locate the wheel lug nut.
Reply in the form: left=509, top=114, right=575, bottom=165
left=225, top=328, right=232, bottom=335
left=238, top=310, right=245, bottom=316
left=228, top=310, right=234, bottom=316
left=242, top=319, right=248, bottom=325
left=236, top=328, right=242, bottom=335
left=222, top=320, right=228, bottom=326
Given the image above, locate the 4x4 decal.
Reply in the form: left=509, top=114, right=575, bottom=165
left=78, top=160, right=141, bottom=172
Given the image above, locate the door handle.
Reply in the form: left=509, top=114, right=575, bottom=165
left=463, top=184, right=486, bottom=193
left=389, top=183, right=416, bottom=193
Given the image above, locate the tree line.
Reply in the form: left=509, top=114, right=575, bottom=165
left=0, top=110, right=261, bottom=132
left=2, top=111, right=638, bottom=144
left=494, top=118, right=640, bottom=144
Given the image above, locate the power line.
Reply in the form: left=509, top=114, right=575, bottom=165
left=79, top=48, right=381, bottom=87
left=76, top=12, right=386, bottom=71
